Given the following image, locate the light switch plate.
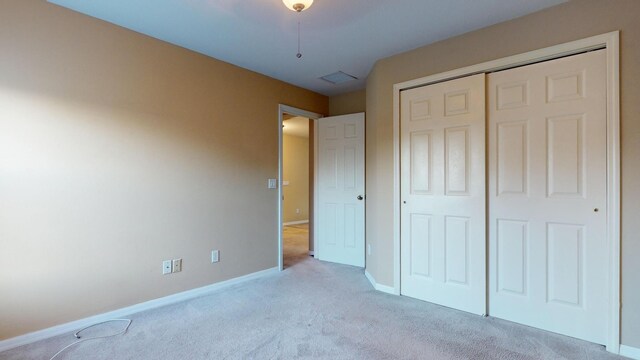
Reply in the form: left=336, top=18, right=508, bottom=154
left=162, top=260, right=172, bottom=275
left=211, top=250, right=220, bottom=263
left=172, top=259, right=182, bottom=273
left=268, top=178, right=277, bottom=189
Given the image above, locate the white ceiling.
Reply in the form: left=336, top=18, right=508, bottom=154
left=48, top=0, right=566, bottom=96
left=283, top=116, right=309, bottom=138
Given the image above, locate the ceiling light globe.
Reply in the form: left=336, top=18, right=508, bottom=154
left=282, top=0, right=313, bottom=12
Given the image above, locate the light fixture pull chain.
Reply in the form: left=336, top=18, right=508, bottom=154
left=296, top=21, right=302, bottom=58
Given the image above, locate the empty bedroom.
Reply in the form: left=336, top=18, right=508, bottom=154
left=1, top=0, right=639, bottom=359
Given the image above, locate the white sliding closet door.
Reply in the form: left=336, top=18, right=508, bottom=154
left=488, top=50, right=608, bottom=344
left=400, top=74, right=486, bottom=315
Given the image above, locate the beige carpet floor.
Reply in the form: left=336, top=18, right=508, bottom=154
left=0, top=225, right=624, bottom=359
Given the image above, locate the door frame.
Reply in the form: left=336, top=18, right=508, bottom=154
left=392, top=31, right=620, bottom=353
left=278, top=104, right=323, bottom=271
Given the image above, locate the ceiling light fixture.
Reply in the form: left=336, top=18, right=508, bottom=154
left=282, top=0, right=313, bottom=12
left=282, top=0, right=314, bottom=59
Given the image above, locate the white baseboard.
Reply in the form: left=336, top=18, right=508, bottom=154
left=621, top=345, right=640, bottom=359
left=283, top=220, right=309, bottom=226
left=364, top=269, right=376, bottom=288
left=376, top=282, right=399, bottom=295
left=308, top=251, right=314, bottom=256
left=364, top=270, right=399, bottom=295
left=0, top=266, right=278, bottom=353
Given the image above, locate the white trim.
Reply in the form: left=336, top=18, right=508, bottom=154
left=605, top=32, right=622, bottom=356
left=392, top=31, right=620, bottom=352
left=313, top=118, right=319, bottom=259
left=278, top=104, right=322, bottom=271
left=283, top=220, right=309, bottom=226
left=620, top=345, right=640, bottom=360
left=365, top=270, right=400, bottom=295
left=308, top=251, right=315, bottom=256
left=365, top=269, right=376, bottom=288
left=392, top=86, right=401, bottom=296
left=0, top=267, right=278, bottom=353
left=375, top=282, right=398, bottom=295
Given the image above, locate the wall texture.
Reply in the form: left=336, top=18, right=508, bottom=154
left=283, top=134, right=310, bottom=223
left=329, top=89, right=366, bottom=116
left=365, top=0, right=640, bottom=347
left=0, top=0, right=327, bottom=340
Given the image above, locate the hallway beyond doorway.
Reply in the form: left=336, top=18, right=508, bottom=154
left=283, top=224, right=309, bottom=268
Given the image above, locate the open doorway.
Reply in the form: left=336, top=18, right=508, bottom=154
left=282, top=114, right=311, bottom=268
left=277, top=105, right=322, bottom=271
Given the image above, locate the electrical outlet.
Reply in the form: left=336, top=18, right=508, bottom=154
left=296, top=208, right=300, bottom=214
left=367, top=243, right=372, bottom=256
left=172, top=259, right=182, bottom=273
left=211, top=250, right=220, bottom=263
left=162, top=260, right=172, bottom=275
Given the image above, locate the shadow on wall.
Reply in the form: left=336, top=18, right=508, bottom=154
left=0, top=83, right=276, bottom=339
left=0, top=0, right=327, bottom=340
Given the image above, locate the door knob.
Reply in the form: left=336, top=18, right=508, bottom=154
left=357, top=195, right=364, bottom=201
left=594, top=208, right=599, bottom=212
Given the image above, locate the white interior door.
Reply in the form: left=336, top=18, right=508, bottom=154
left=400, top=74, right=486, bottom=315
left=317, top=113, right=365, bottom=267
left=488, top=50, right=608, bottom=344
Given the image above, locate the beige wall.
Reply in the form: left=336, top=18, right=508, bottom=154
left=0, top=0, right=327, bottom=340
left=283, top=134, right=310, bottom=223
left=329, top=89, right=366, bottom=116
left=365, top=0, right=640, bottom=347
